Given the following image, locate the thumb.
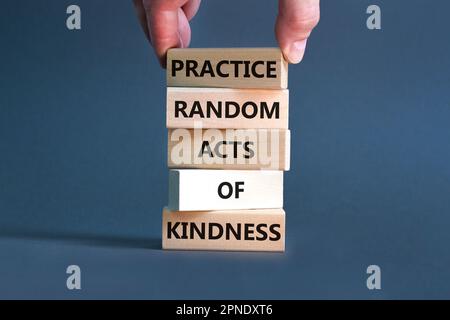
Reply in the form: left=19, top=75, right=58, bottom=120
left=275, top=0, right=320, bottom=64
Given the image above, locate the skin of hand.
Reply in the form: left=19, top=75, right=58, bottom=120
left=133, top=0, right=320, bottom=67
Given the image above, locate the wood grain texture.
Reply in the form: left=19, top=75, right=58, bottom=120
left=166, top=87, right=289, bottom=129
left=168, top=169, right=283, bottom=211
left=162, top=207, right=285, bottom=252
left=167, top=48, right=288, bottom=89
left=167, top=129, right=290, bottom=170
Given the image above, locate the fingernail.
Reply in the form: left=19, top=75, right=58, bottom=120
left=286, top=39, right=307, bottom=64
left=178, top=32, right=184, bottom=48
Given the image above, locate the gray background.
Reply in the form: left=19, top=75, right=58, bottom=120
left=1, top=0, right=449, bottom=299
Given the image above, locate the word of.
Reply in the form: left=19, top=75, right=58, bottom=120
left=168, top=169, right=283, bottom=211
left=218, top=181, right=245, bottom=199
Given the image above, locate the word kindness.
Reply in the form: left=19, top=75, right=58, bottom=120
left=167, top=221, right=282, bottom=241
left=162, top=208, right=286, bottom=251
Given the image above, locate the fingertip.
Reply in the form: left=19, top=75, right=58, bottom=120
left=275, top=0, right=320, bottom=64
left=156, top=31, right=185, bottom=69
left=182, top=0, right=201, bottom=21
left=283, top=39, right=307, bottom=64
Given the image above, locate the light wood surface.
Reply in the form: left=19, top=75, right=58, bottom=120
left=168, top=169, right=283, bottom=211
left=162, top=207, right=285, bottom=252
left=167, top=48, right=288, bottom=89
left=167, top=129, right=290, bottom=170
left=166, top=87, right=289, bottom=129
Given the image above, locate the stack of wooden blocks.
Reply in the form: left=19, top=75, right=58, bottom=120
left=162, top=48, right=289, bottom=252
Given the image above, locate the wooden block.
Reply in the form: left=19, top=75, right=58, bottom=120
left=167, top=48, right=288, bottom=89
left=168, top=129, right=290, bottom=170
left=162, top=207, right=285, bottom=252
left=166, top=87, right=289, bottom=129
left=169, top=169, right=283, bottom=211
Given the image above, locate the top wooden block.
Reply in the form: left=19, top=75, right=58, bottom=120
left=167, top=48, right=288, bottom=89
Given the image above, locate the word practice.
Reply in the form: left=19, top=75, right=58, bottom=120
left=167, top=48, right=288, bottom=89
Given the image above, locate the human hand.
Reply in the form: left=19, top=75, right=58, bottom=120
left=133, top=0, right=320, bottom=67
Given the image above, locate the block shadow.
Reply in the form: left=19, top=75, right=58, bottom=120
left=0, top=228, right=161, bottom=250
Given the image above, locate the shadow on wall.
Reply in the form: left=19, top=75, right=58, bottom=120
left=0, top=228, right=161, bottom=250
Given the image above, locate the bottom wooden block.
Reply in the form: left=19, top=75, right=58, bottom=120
left=162, top=207, right=285, bottom=252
